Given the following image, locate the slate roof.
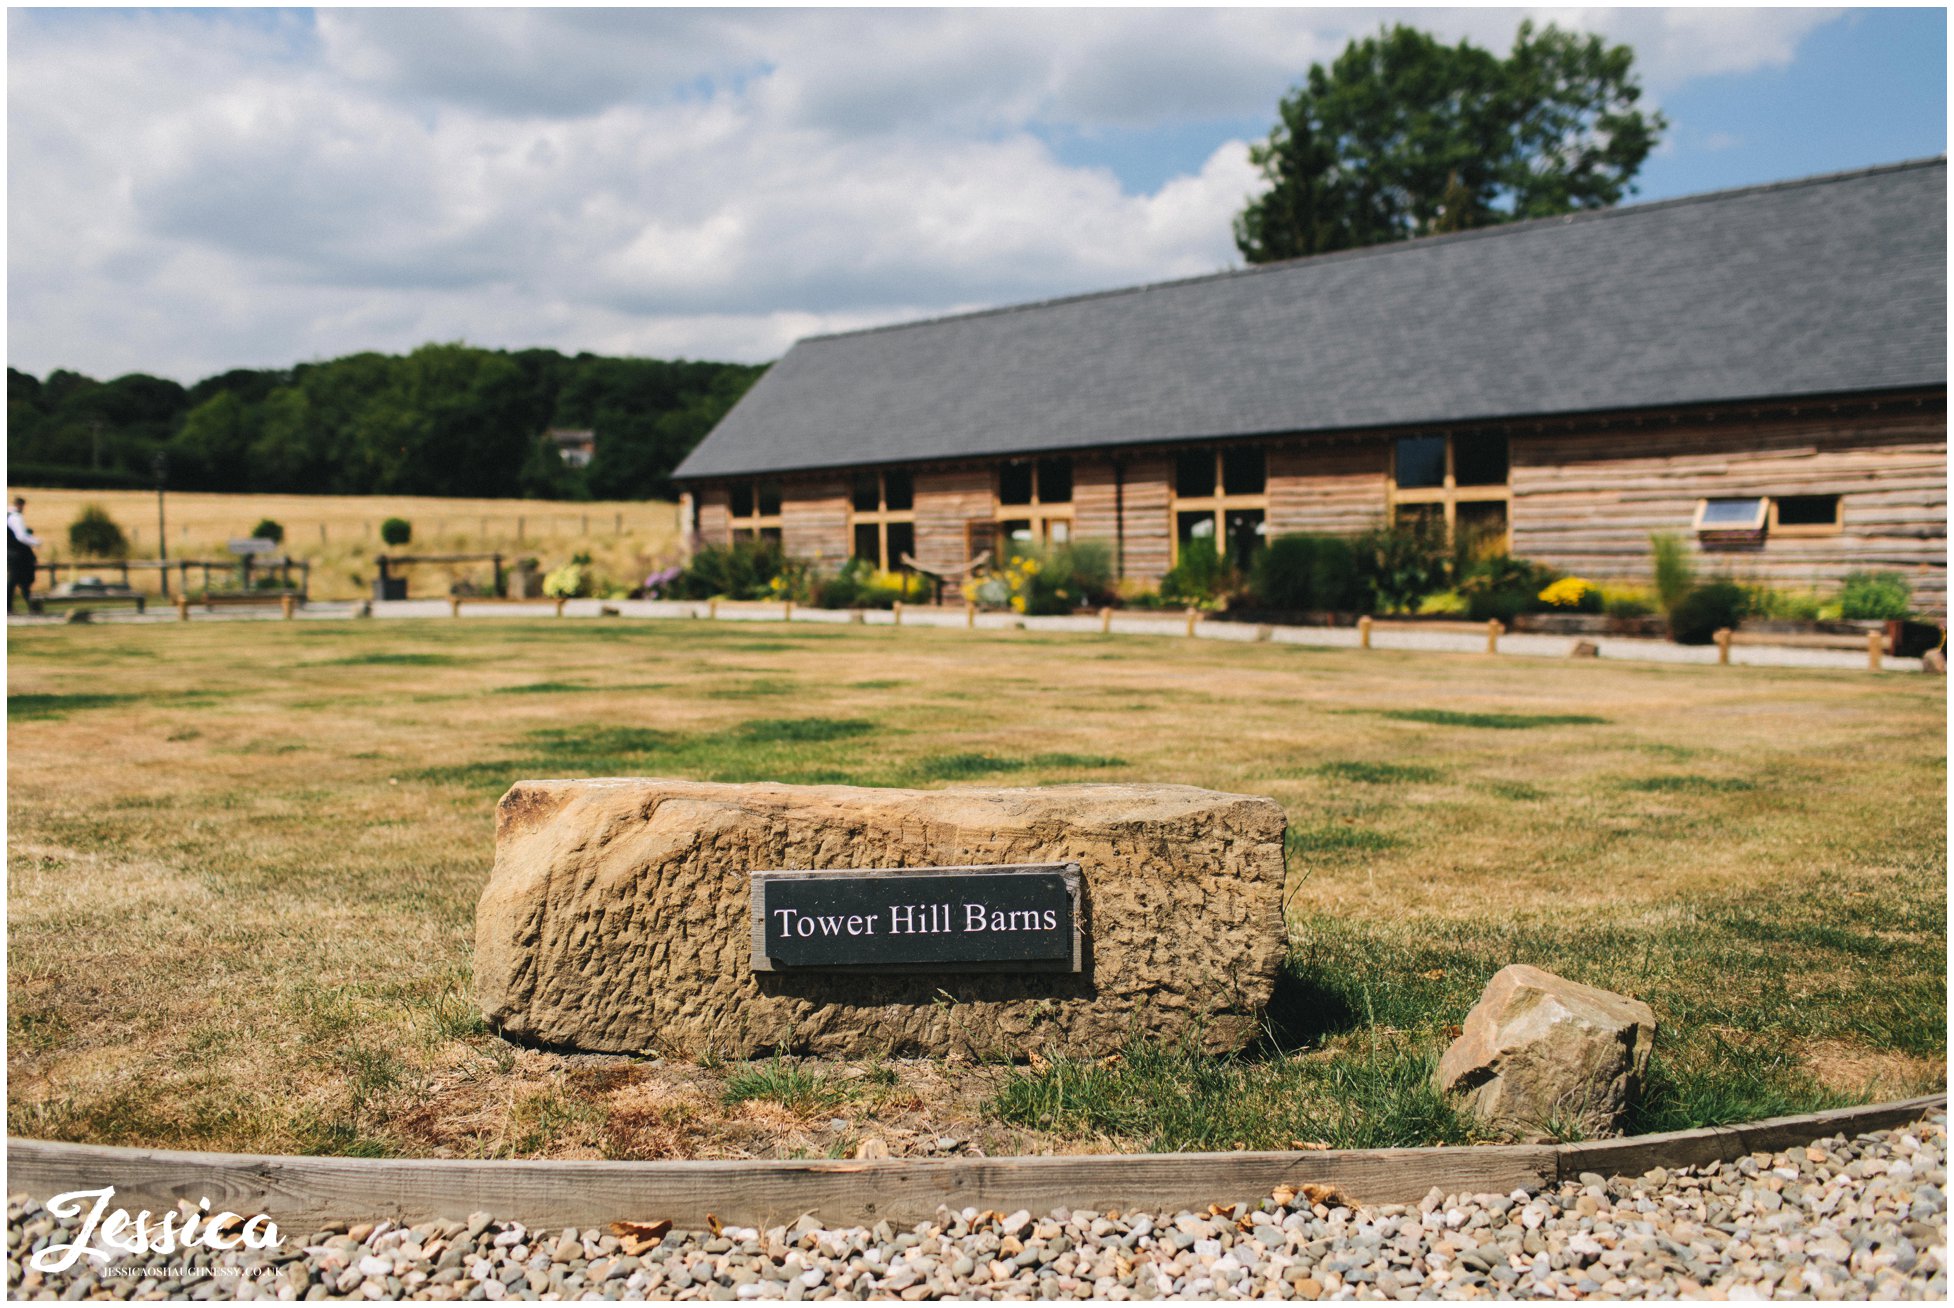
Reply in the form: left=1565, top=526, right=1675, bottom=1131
left=674, top=158, right=1947, bottom=482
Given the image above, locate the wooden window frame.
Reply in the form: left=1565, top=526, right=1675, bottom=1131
left=1387, top=433, right=1512, bottom=548
left=727, top=480, right=784, bottom=544
left=993, top=458, right=1075, bottom=550
left=850, top=472, right=918, bottom=571
left=1767, top=494, right=1843, bottom=538
left=1168, top=448, right=1268, bottom=565
left=1691, top=496, right=1769, bottom=532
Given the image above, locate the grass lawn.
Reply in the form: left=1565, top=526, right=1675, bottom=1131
left=7, top=616, right=1945, bottom=1160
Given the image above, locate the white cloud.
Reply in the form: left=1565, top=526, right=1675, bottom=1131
left=7, top=7, right=1844, bottom=382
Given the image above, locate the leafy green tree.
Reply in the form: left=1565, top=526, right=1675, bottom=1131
left=1235, top=22, right=1664, bottom=262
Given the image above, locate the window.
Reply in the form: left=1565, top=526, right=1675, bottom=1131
left=1170, top=447, right=1268, bottom=564
left=1770, top=494, right=1842, bottom=535
left=992, top=456, right=1074, bottom=554
left=728, top=479, right=784, bottom=543
left=1693, top=497, right=1768, bottom=531
left=849, top=471, right=918, bottom=570
left=1389, top=432, right=1511, bottom=547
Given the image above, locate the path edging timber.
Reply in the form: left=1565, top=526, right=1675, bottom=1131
left=6, top=1095, right=1942, bottom=1231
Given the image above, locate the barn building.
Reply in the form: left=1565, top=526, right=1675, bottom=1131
left=672, top=158, right=1947, bottom=612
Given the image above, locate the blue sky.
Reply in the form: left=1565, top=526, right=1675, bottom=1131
left=8, top=7, right=1946, bottom=382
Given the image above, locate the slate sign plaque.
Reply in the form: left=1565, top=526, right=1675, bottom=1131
left=750, top=864, right=1081, bottom=973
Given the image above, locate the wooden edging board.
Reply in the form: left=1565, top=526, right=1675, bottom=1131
left=6, top=1095, right=1941, bottom=1232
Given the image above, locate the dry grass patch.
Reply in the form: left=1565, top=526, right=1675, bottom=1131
left=8, top=615, right=1944, bottom=1157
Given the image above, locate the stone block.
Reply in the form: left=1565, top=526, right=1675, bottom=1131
left=1435, top=963, right=1656, bottom=1141
left=475, top=779, right=1287, bottom=1058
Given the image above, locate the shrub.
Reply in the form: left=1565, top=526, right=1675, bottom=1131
left=1668, top=579, right=1750, bottom=645
left=1649, top=533, right=1695, bottom=615
left=542, top=563, right=589, bottom=599
left=1600, top=584, right=1655, bottom=618
left=676, top=538, right=805, bottom=601
left=1159, top=538, right=1238, bottom=610
left=66, top=504, right=128, bottom=559
left=1839, top=571, right=1911, bottom=621
left=1537, top=577, right=1603, bottom=612
left=1353, top=521, right=1450, bottom=614
left=1249, top=534, right=1359, bottom=611
left=967, top=540, right=1115, bottom=615
left=1415, top=589, right=1468, bottom=616
left=1745, top=585, right=1826, bottom=622
left=380, top=517, right=412, bottom=547
left=640, top=565, right=683, bottom=599
left=1458, top=553, right=1557, bottom=623
left=816, top=558, right=930, bottom=610
left=252, top=518, right=285, bottom=545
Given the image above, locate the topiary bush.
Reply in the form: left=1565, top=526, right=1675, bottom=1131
left=1649, top=532, right=1695, bottom=615
left=1250, top=534, right=1360, bottom=612
left=1668, top=579, right=1750, bottom=645
left=1839, top=571, right=1911, bottom=621
left=380, top=517, right=412, bottom=547
left=67, top=504, right=129, bottom=559
left=252, top=518, right=285, bottom=545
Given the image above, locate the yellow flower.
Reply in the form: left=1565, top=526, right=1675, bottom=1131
left=1538, top=577, right=1593, bottom=608
left=1010, top=596, right=1027, bottom=613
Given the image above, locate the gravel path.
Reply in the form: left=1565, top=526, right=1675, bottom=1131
left=9, top=1116, right=1943, bottom=1300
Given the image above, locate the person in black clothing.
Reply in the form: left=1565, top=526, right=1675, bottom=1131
left=8, top=495, right=42, bottom=614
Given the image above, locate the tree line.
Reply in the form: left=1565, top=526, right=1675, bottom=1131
left=7, top=344, right=767, bottom=501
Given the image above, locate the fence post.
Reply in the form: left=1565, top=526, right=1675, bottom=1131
left=892, top=601, right=903, bottom=627
left=1099, top=607, right=1113, bottom=634
left=1185, top=607, right=1199, bottom=638
left=176, top=594, right=190, bottom=622
left=783, top=599, right=794, bottom=623
left=1715, top=628, right=1733, bottom=665
left=450, top=596, right=462, bottom=619
left=281, top=595, right=295, bottom=620
left=709, top=598, right=720, bottom=621
left=1486, top=619, right=1503, bottom=655
left=1868, top=629, right=1884, bottom=671
left=555, top=597, right=566, bottom=618
left=965, top=603, right=976, bottom=629
left=1358, top=615, right=1373, bottom=650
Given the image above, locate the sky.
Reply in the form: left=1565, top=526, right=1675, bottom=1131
left=6, top=6, right=1946, bottom=385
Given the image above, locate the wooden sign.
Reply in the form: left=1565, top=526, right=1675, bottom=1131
left=749, top=864, right=1081, bottom=973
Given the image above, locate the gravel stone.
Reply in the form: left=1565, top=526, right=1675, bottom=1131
left=8, top=1116, right=1944, bottom=1300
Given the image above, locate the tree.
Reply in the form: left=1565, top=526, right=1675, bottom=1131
left=1234, top=22, right=1664, bottom=263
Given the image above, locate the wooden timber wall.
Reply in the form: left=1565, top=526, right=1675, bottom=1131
left=781, top=478, right=850, bottom=570
left=913, top=469, right=991, bottom=575
left=690, top=392, right=1946, bottom=608
left=1511, top=400, right=1947, bottom=613
left=1268, top=443, right=1388, bottom=538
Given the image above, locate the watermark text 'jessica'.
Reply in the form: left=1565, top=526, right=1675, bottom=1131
left=30, top=1187, right=282, bottom=1273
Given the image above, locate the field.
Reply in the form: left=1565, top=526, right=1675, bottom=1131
left=7, top=616, right=1945, bottom=1162
left=7, top=487, right=683, bottom=601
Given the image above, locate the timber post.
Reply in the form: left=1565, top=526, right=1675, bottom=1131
left=1185, top=607, right=1199, bottom=638
left=175, top=594, right=190, bottom=622
left=1486, top=619, right=1503, bottom=655
left=1358, top=615, right=1372, bottom=650
left=1099, top=607, right=1113, bottom=634
left=892, top=601, right=903, bottom=627
left=281, top=596, right=295, bottom=621
left=1869, top=629, right=1884, bottom=671
left=1715, top=628, right=1733, bottom=665
left=966, top=603, right=976, bottom=629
